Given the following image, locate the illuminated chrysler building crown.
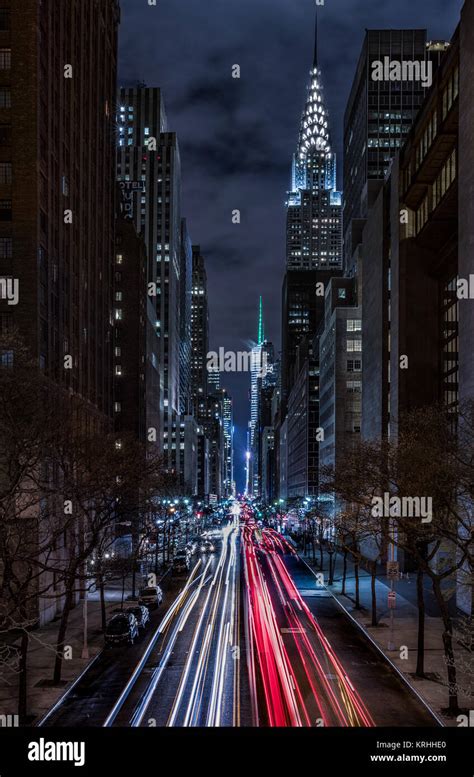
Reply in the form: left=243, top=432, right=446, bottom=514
left=285, top=9, right=343, bottom=271
left=297, top=13, right=330, bottom=159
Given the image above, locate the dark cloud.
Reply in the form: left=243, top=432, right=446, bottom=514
left=119, top=0, right=462, bottom=490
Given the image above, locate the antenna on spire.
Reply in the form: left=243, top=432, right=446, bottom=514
left=258, top=296, right=264, bottom=345
left=313, top=6, right=319, bottom=69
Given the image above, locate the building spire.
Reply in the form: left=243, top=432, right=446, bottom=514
left=258, top=296, right=264, bottom=345
left=313, top=7, right=319, bottom=68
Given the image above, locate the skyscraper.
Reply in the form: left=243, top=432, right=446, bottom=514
left=114, top=199, right=149, bottom=444
left=319, top=277, right=362, bottom=477
left=2, top=0, right=120, bottom=425
left=179, top=218, right=193, bottom=417
left=221, top=389, right=234, bottom=497
left=116, top=87, right=181, bottom=471
left=343, top=29, right=428, bottom=270
left=191, top=245, right=209, bottom=413
left=1, top=0, right=120, bottom=626
left=249, top=296, right=266, bottom=446
left=286, top=15, right=343, bottom=272
left=281, top=14, right=343, bottom=415
left=249, top=297, right=275, bottom=496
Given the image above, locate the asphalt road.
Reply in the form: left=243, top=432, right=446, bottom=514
left=40, top=523, right=438, bottom=728
left=39, top=579, right=181, bottom=727
left=139, top=524, right=239, bottom=726
left=108, top=522, right=242, bottom=727
left=283, top=551, right=438, bottom=727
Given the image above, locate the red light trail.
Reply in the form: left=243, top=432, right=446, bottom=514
left=242, top=523, right=374, bottom=727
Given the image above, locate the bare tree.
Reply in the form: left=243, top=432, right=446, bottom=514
left=322, top=403, right=473, bottom=714
left=321, top=441, right=385, bottom=624
left=0, top=333, right=168, bottom=715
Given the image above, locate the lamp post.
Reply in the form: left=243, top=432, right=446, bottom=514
left=388, top=519, right=397, bottom=651
left=154, top=521, right=159, bottom=576
left=327, top=540, right=336, bottom=586
left=81, top=584, right=89, bottom=660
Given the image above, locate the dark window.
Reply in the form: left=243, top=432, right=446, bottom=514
left=0, top=236, right=11, bottom=258
left=0, top=10, right=10, bottom=31
left=0, top=312, right=12, bottom=333
left=0, top=49, right=11, bottom=69
left=0, top=198, right=11, bottom=220
left=0, top=162, right=11, bottom=183
left=0, top=125, right=11, bottom=145
left=0, top=88, right=10, bottom=108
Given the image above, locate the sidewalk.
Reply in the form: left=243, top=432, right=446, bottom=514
left=300, top=546, right=472, bottom=727
left=0, top=578, right=140, bottom=724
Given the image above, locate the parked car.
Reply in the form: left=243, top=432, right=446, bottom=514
left=105, top=613, right=139, bottom=646
left=126, top=605, right=150, bottom=630
left=138, top=586, right=163, bottom=609
left=172, top=551, right=190, bottom=574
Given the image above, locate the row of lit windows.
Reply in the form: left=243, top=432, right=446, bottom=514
left=416, top=148, right=456, bottom=233
left=368, top=137, right=402, bottom=149
left=433, top=148, right=457, bottom=210
left=443, top=276, right=459, bottom=411
left=416, top=195, right=430, bottom=234
left=415, top=109, right=437, bottom=170
left=368, top=124, right=409, bottom=135
left=442, top=64, right=459, bottom=121
left=368, top=111, right=414, bottom=121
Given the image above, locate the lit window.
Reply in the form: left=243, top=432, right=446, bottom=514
left=347, top=339, right=362, bottom=353
left=0, top=349, right=13, bottom=366
left=347, top=319, right=362, bottom=332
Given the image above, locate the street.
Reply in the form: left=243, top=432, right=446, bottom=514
left=125, top=522, right=240, bottom=727
left=41, top=522, right=438, bottom=728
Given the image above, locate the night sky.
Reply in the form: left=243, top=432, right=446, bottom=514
left=119, top=0, right=462, bottom=492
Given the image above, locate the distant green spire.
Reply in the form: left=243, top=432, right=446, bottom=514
left=258, top=296, right=264, bottom=345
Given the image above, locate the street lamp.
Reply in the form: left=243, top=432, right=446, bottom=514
left=327, top=540, right=336, bottom=586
